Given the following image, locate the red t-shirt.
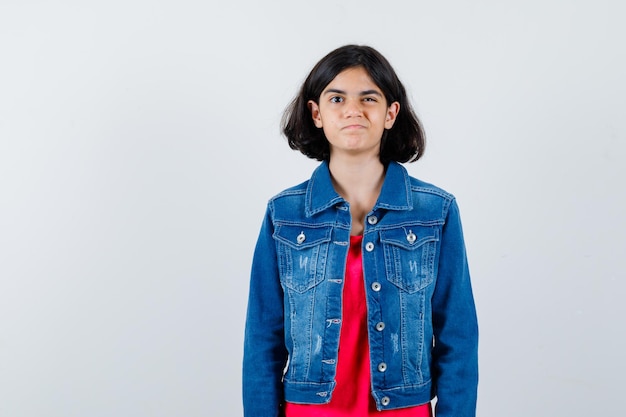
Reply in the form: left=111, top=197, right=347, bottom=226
left=285, top=235, right=432, bottom=417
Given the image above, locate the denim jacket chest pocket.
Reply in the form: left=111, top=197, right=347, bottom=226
left=273, top=224, right=333, bottom=293
left=381, top=225, right=440, bottom=293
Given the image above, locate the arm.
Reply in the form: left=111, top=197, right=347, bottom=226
left=242, top=206, right=289, bottom=417
left=431, top=199, right=479, bottom=417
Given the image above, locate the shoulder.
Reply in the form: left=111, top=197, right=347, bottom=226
left=267, top=162, right=327, bottom=203
left=387, top=161, right=455, bottom=203
left=399, top=167, right=458, bottom=219
left=268, top=180, right=308, bottom=203
left=408, top=175, right=455, bottom=202
left=263, top=180, right=310, bottom=222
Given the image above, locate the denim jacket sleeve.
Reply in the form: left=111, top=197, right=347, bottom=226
left=242, top=205, right=288, bottom=417
left=431, top=199, right=479, bottom=416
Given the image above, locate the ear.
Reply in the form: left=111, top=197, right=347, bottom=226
left=308, top=100, right=323, bottom=128
left=384, top=101, right=400, bottom=129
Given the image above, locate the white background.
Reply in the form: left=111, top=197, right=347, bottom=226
left=1, top=1, right=624, bottom=416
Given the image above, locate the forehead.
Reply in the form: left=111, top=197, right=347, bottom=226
left=323, top=66, right=382, bottom=93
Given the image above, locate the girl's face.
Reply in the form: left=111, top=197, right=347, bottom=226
left=308, top=66, right=399, bottom=161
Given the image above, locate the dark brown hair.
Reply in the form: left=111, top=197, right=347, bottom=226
left=282, top=45, right=425, bottom=164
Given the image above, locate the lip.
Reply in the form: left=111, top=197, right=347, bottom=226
left=342, top=124, right=366, bottom=130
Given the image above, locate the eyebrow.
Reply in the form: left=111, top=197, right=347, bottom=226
left=322, top=88, right=383, bottom=97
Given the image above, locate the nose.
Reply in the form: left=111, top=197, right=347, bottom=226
left=343, top=98, right=363, bottom=117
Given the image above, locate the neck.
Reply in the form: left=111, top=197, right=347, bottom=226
left=328, top=155, right=385, bottom=235
left=329, top=156, right=384, bottom=197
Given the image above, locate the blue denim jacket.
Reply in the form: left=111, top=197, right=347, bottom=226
left=243, top=161, right=478, bottom=417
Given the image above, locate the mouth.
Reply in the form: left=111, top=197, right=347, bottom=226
left=342, top=124, right=366, bottom=130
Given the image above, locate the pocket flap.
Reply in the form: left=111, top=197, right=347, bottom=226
left=380, top=225, right=439, bottom=250
left=274, top=224, right=333, bottom=249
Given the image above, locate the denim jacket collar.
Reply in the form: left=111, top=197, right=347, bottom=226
left=305, top=161, right=413, bottom=217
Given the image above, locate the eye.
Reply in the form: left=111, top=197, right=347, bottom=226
left=329, top=96, right=344, bottom=103
left=363, top=96, right=378, bottom=102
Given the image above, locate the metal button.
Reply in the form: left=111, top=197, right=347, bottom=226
left=381, top=396, right=390, bottom=406
left=371, top=282, right=381, bottom=292
left=406, top=230, right=416, bottom=244
left=378, top=362, right=387, bottom=372
left=367, top=215, right=378, bottom=225
left=365, top=242, right=374, bottom=252
left=297, top=232, right=306, bottom=244
left=375, top=322, right=385, bottom=331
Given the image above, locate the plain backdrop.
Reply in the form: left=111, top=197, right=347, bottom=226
left=1, top=1, right=625, bottom=416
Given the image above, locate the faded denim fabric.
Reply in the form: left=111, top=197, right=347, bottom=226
left=243, top=161, right=478, bottom=417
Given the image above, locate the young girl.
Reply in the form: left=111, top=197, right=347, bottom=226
left=243, top=45, right=478, bottom=417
